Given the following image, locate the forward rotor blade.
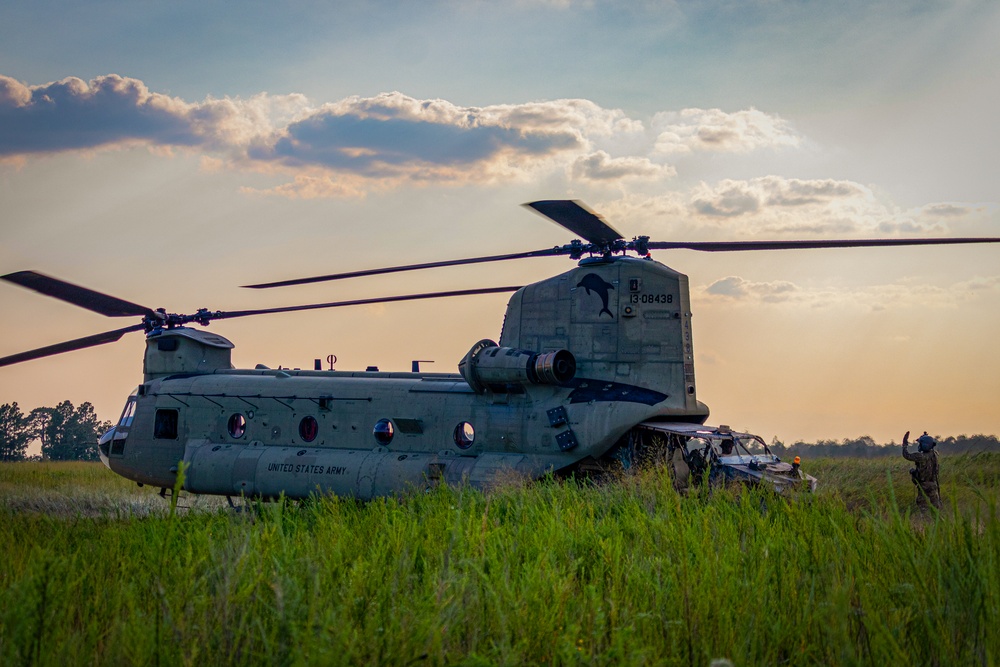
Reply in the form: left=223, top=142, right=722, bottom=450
left=646, top=238, right=1000, bottom=252
left=0, top=324, right=146, bottom=368
left=243, top=250, right=561, bottom=289
left=525, top=200, right=624, bottom=247
left=215, top=285, right=523, bottom=321
left=0, top=287, right=521, bottom=367
left=2, top=271, right=154, bottom=317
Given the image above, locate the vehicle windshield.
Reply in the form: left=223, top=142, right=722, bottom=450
left=706, top=434, right=772, bottom=460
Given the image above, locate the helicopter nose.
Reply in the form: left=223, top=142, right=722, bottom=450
left=97, top=427, right=114, bottom=469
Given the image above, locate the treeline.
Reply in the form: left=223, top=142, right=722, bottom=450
left=769, top=434, right=1000, bottom=458
left=0, top=401, right=111, bottom=462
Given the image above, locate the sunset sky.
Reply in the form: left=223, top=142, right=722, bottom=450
left=2, top=0, right=998, bottom=447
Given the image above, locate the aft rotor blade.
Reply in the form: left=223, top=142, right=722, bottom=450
left=0, top=324, right=146, bottom=368
left=215, top=285, right=523, bottom=320
left=243, top=250, right=561, bottom=289
left=2, top=271, right=154, bottom=317
left=525, top=200, right=624, bottom=247
left=646, top=238, right=1000, bottom=252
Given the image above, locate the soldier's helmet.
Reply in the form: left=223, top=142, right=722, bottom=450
left=917, top=432, right=937, bottom=452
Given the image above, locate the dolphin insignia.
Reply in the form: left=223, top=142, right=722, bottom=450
left=577, top=273, right=615, bottom=318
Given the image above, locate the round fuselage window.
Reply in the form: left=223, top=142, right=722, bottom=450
left=373, top=418, right=394, bottom=445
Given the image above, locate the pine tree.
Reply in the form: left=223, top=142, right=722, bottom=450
left=29, top=401, right=111, bottom=461
left=0, top=402, right=33, bottom=461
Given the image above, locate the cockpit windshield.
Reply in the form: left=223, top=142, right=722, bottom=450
left=117, top=395, right=136, bottom=428
left=100, top=388, right=138, bottom=461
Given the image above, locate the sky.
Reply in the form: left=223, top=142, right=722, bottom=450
left=2, top=0, right=998, bottom=447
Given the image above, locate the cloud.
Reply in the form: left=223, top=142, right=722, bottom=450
left=0, top=75, right=656, bottom=193
left=692, top=176, right=868, bottom=217
left=0, top=74, right=306, bottom=157
left=246, top=93, right=655, bottom=188
left=700, top=275, right=1000, bottom=310
left=570, top=150, right=676, bottom=181
left=956, top=276, right=1000, bottom=292
left=705, top=276, right=800, bottom=302
left=652, top=107, right=801, bottom=155
left=920, top=203, right=974, bottom=218
left=687, top=176, right=960, bottom=235
left=0, top=74, right=202, bottom=154
left=692, top=183, right=762, bottom=218
left=250, top=92, right=591, bottom=179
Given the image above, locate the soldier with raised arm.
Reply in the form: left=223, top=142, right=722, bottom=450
left=901, top=430, right=942, bottom=511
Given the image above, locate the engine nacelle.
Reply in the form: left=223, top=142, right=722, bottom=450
left=458, top=339, right=576, bottom=394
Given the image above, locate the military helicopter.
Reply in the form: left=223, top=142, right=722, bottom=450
left=2, top=200, right=997, bottom=499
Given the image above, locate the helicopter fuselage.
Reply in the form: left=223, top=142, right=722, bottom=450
left=98, top=255, right=711, bottom=499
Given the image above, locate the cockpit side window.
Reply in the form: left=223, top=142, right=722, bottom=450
left=118, top=399, right=137, bottom=428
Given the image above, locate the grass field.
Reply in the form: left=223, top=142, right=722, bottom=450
left=1, top=455, right=998, bottom=666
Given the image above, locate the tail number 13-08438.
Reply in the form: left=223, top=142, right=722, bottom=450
left=630, top=293, right=673, bottom=304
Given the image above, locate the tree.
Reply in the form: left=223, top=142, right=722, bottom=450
left=29, top=401, right=111, bottom=461
left=0, top=402, right=33, bottom=461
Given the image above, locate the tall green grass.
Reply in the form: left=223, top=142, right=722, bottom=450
left=1, top=456, right=998, bottom=665
left=0, top=461, right=227, bottom=517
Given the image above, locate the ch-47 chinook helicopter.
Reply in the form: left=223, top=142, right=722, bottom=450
left=3, top=200, right=998, bottom=499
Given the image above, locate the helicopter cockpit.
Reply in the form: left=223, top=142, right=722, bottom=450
left=97, top=389, right=137, bottom=468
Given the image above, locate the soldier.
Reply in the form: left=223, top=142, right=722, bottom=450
left=901, top=430, right=942, bottom=511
